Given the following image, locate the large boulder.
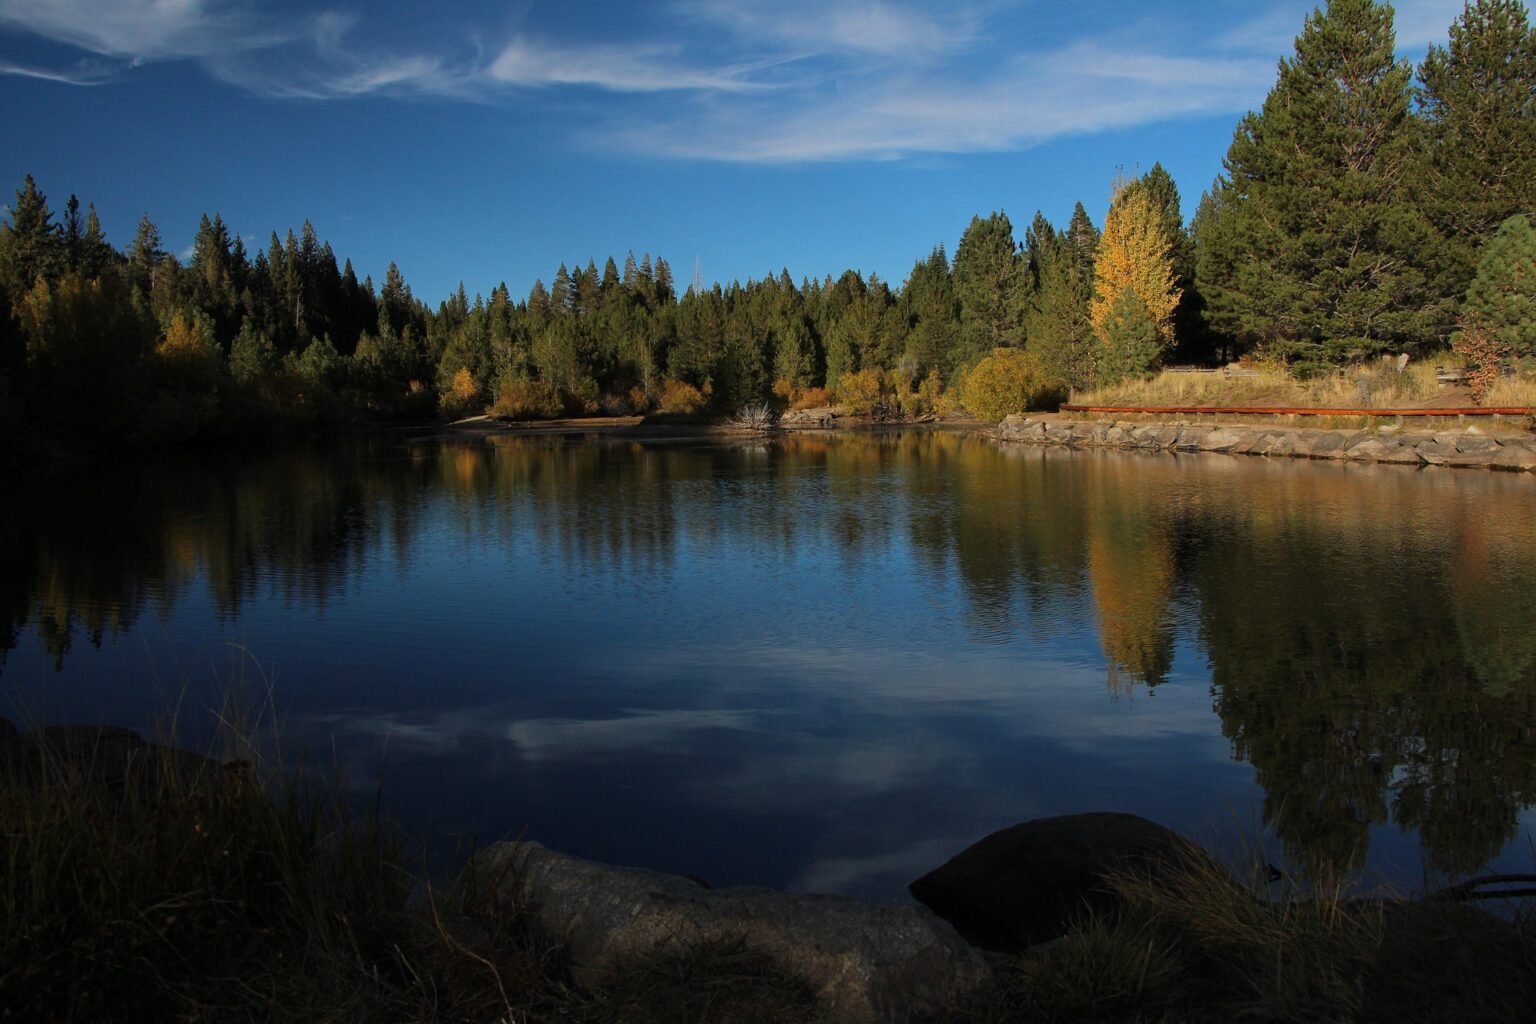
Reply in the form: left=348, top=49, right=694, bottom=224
left=467, top=841, right=991, bottom=1024
left=909, top=812, right=1215, bottom=952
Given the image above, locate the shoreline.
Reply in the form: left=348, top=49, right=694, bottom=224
left=990, top=413, right=1536, bottom=473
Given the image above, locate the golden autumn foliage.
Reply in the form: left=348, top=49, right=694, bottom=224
left=833, top=367, right=886, bottom=415
left=789, top=386, right=833, bottom=411
left=658, top=378, right=708, bottom=415
left=492, top=376, right=562, bottom=420
left=439, top=366, right=481, bottom=417
left=156, top=312, right=219, bottom=369
left=1090, top=185, right=1181, bottom=354
left=1089, top=527, right=1175, bottom=694
left=961, top=348, right=1062, bottom=421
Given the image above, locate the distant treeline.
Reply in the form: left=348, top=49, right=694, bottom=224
left=0, top=0, right=1531, bottom=448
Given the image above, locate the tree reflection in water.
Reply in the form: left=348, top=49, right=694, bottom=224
left=2, top=430, right=1533, bottom=878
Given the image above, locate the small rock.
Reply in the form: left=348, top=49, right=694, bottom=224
left=1491, top=444, right=1536, bottom=472
left=1375, top=447, right=1426, bottom=466
left=1414, top=440, right=1457, bottom=462
left=1174, top=427, right=1210, bottom=451
left=1303, top=431, right=1349, bottom=458
left=1344, top=436, right=1398, bottom=461
left=1199, top=428, right=1248, bottom=452
left=1454, top=435, right=1501, bottom=454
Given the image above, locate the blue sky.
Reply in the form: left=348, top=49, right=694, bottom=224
left=0, top=0, right=1471, bottom=303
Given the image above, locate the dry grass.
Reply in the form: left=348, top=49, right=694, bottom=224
left=8, top=701, right=1533, bottom=1024
left=1485, top=370, right=1536, bottom=408
left=957, top=845, right=1536, bottom=1024
left=1077, top=361, right=1459, bottom=411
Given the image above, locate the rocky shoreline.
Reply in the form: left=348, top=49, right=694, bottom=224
left=993, top=414, right=1536, bottom=471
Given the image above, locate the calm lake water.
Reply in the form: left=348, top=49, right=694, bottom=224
left=4, top=428, right=1535, bottom=897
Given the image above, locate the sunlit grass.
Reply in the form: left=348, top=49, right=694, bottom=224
left=1075, top=359, right=1469, bottom=411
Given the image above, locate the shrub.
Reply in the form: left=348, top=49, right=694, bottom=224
left=658, top=378, right=708, bottom=415
left=439, top=366, right=481, bottom=418
left=628, top=385, right=652, bottom=414
left=565, top=375, right=601, bottom=416
left=962, top=348, right=1063, bottom=421
left=834, top=367, right=887, bottom=415
left=898, top=368, right=944, bottom=417
left=491, top=376, right=562, bottom=420
left=1454, top=313, right=1513, bottom=404
left=789, top=386, right=833, bottom=411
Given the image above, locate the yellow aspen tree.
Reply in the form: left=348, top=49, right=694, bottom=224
left=1089, top=183, right=1181, bottom=354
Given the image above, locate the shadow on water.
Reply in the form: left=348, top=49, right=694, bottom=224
left=3, top=429, right=1535, bottom=892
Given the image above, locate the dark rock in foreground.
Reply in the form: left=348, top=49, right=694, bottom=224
left=468, top=840, right=992, bottom=1024
left=909, top=811, right=1217, bottom=951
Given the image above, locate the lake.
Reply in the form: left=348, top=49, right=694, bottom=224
left=3, top=427, right=1534, bottom=898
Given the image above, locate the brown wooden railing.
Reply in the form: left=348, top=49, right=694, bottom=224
left=1059, top=404, right=1536, bottom=418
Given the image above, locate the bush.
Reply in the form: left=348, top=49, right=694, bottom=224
left=564, top=374, right=601, bottom=416
left=658, top=378, right=708, bottom=415
left=1454, top=313, right=1514, bottom=404
left=491, top=376, right=562, bottom=420
left=898, top=368, right=944, bottom=417
left=789, top=386, right=833, bottom=411
left=834, top=367, right=887, bottom=415
left=440, top=366, right=482, bottom=418
left=962, top=348, right=1063, bottom=421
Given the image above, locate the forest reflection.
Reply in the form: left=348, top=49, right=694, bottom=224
left=3, top=429, right=1534, bottom=877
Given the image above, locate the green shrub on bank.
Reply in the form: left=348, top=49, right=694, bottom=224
left=961, top=348, right=1065, bottom=422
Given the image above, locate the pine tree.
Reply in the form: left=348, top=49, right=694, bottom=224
left=0, top=175, right=65, bottom=297
left=1458, top=214, right=1536, bottom=358
left=1065, top=202, right=1100, bottom=278
left=1025, top=223, right=1097, bottom=391
left=61, top=195, right=84, bottom=269
left=1097, top=289, right=1162, bottom=386
left=80, top=204, right=112, bottom=279
left=952, top=212, right=1025, bottom=364
left=772, top=315, right=816, bottom=390
left=1418, top=0, right=1536, bottom=309
left=900, top=245, right=959, bottom=379
left=1090, top=183, right=1180, bottom=364
left=1200, top=0, right=1440, bottom=367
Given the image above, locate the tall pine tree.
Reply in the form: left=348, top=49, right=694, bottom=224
left=1025, top=216, right=1097, bottom=390
left=952, top=212, right=1025, bottom=365
left=1417, top=0, right=1536, bottom=312
left=1199, top=0, right=1440, bottom=368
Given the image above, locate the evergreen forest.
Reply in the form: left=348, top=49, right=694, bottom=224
left=1, top=0, right=1533, bottom=451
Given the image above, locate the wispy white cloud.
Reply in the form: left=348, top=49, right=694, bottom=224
left=688, top=0, right=983, bottom=59
left=0, top=0, right=477, bottom=99
left=0, top=0, right=285, bottom=60
left=0, top=0, right=1478, bottom=163
left=605, top=44, right=1274, bottom=163
left=0, top=57, right=110, bottom=85
left=488, top=35, right=779, bottom=93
